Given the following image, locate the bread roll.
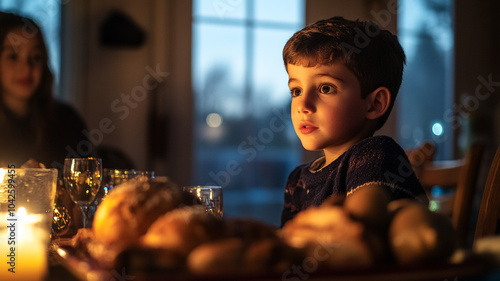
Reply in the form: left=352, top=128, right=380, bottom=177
left=280, top=205, right=374, bottom=267
left=93, top=177, right=194, bottom=249
left=281, top=205, right=364, bottom=248
left=186, top=217, right=304, bottom=275
left=187, top=238, right=247, bottom=275
left=245, top=238, right=304, bottom=273
left=343, top=184, right=391, bottom=229
left=142, top=205, right=224, bottom=256
left=388, top=201, right=456, bottom=264
left=343, top=184, right=392, bottom=262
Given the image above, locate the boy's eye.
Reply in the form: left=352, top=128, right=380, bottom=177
left=290, top=88, right=302, bottom=97
left=319, top=84, right=336, bottom=94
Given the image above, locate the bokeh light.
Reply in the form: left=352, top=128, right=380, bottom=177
left=432, top=122, right=443, bottom=136
left=206, top=113, right=223, bottom=128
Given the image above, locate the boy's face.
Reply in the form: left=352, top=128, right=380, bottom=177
left=288, top=62, right=371, bottom=155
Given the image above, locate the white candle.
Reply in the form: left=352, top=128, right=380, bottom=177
left=0, top=208, right=48, bottom=281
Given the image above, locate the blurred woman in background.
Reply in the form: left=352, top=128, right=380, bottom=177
left=0, top=12, right=89, bottom=168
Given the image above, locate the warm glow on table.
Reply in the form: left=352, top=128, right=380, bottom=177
left=0, top=208, right=48, bottom=281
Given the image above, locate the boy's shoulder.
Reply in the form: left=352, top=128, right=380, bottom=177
left=287, top=135, right=406, bottom=180
left=353, top=135, right=401, bottom=149
left=349, top=135, right=406, bottom=162
left=346, top=135, right=405, bottom=159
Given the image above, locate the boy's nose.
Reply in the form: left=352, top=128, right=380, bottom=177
left=297, top=91, right=316, bottom=113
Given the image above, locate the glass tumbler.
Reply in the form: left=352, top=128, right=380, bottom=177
left=183, top=186, right=223, bottom=219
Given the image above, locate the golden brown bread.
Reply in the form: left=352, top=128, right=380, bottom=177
left=279, top=185, right=457, bottom=268
left=388, top=200, right=456, bottom=264
left=343, top=184, right=391, bottom=229
left=184, top=217, right=303, bottom=275
left=141, top=205, right=224, bottom=256
left=187, top=238, right=247, bottom=275
left=281, top=205, right=364, bottom=247
left=187, top=237, right=304, bottom=275
left=72, top=177, right=457, bottom=274
left=280, top=205, right=375, bottom=268
left=92, top=177, right=195, bottom=249
left=73, top=177, right=199, bottom=269
left=343, top=184, right=392, bottom=262
left=244, top=237, right=304, bottom=273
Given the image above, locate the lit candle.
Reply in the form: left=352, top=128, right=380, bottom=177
left=0, top=207, right=48, bottom=281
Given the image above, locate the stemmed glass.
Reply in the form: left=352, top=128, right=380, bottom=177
left=63, top=158, right=102, bottom=228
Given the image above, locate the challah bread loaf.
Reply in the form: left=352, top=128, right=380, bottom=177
left=92, top=177, right=195, bottom=249
left=142, top=205, right=224, bottom=256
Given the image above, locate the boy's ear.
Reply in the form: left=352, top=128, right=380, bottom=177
left=366, top=87, right=391, bottom=120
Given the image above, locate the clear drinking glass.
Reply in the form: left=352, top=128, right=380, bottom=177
left=63, top=158, right=102, bottom=228
left=183, top=186, right=223, bottom=219
left=86, top=168, right=155, bottom=223
left=99, top=168, right=155, bottom=200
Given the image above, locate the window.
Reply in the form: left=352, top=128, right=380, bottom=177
left=0, top=0, right=61, bottom=96
left=192, top=0, right=305, bottom=226
left=397, top=0, right=454, bottom=160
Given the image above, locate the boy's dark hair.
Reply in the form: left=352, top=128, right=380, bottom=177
left=283, top=16, right=406, bottom=130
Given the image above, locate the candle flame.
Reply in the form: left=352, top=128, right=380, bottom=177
left=18, top=207, right=27, bottom=218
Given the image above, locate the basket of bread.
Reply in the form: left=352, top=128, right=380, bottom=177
left=63, top=177, right=483, bottom=281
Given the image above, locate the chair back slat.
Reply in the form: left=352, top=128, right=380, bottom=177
left=453, top=143, right=484, bottom=241
left=408, top=142, right=483, bottom=248
left=474, top=146, right=500, bottom=242
left=419, top=160, right=463, bottom=194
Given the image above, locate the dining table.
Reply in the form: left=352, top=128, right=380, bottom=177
left=47, top=251, right=81, bottom=281
left=46, top=236, right=500, bottom=281
left=44, top=172, right=500, bottom=281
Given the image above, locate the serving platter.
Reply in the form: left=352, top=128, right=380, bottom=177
left=51, top=238, right=495, bottom=281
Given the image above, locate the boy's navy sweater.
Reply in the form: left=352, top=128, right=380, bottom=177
left=281, top=135, right=429, bottom=227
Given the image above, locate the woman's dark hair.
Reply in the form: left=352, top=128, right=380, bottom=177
left=0, top=12, right=54, bottom=144
left=283, top=16, right=406, bottom=130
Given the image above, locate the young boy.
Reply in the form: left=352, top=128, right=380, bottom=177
left=281, top=17, right=428, bottom=226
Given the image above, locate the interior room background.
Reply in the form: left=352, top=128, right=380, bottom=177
left=1, top=0, right=498, bottom=226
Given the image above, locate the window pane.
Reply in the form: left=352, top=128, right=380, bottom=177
left=192, top=0, right=304, bottom=226
left=192, top=22, right=248, bottom=188
left=254, top=0, right=304, bottom=25
left=193, top=0, right=246, bottom=20
left=397, top=0, right=454, bottom=160
left=252, top=28, right=296, bottom=116
left=192, top=23, right=246, bottom=118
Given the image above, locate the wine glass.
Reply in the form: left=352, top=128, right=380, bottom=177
left=63, top=158, right=102, bottom=228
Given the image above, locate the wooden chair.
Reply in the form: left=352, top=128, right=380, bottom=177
left=412, top=142, right=484, bottom=247
left=406, top=141, right=436, bottom=179
left=474, top=145, right=500, bottom=242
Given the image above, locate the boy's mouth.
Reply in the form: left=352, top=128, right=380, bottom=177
left=299, top=122, right=318, bottom=134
